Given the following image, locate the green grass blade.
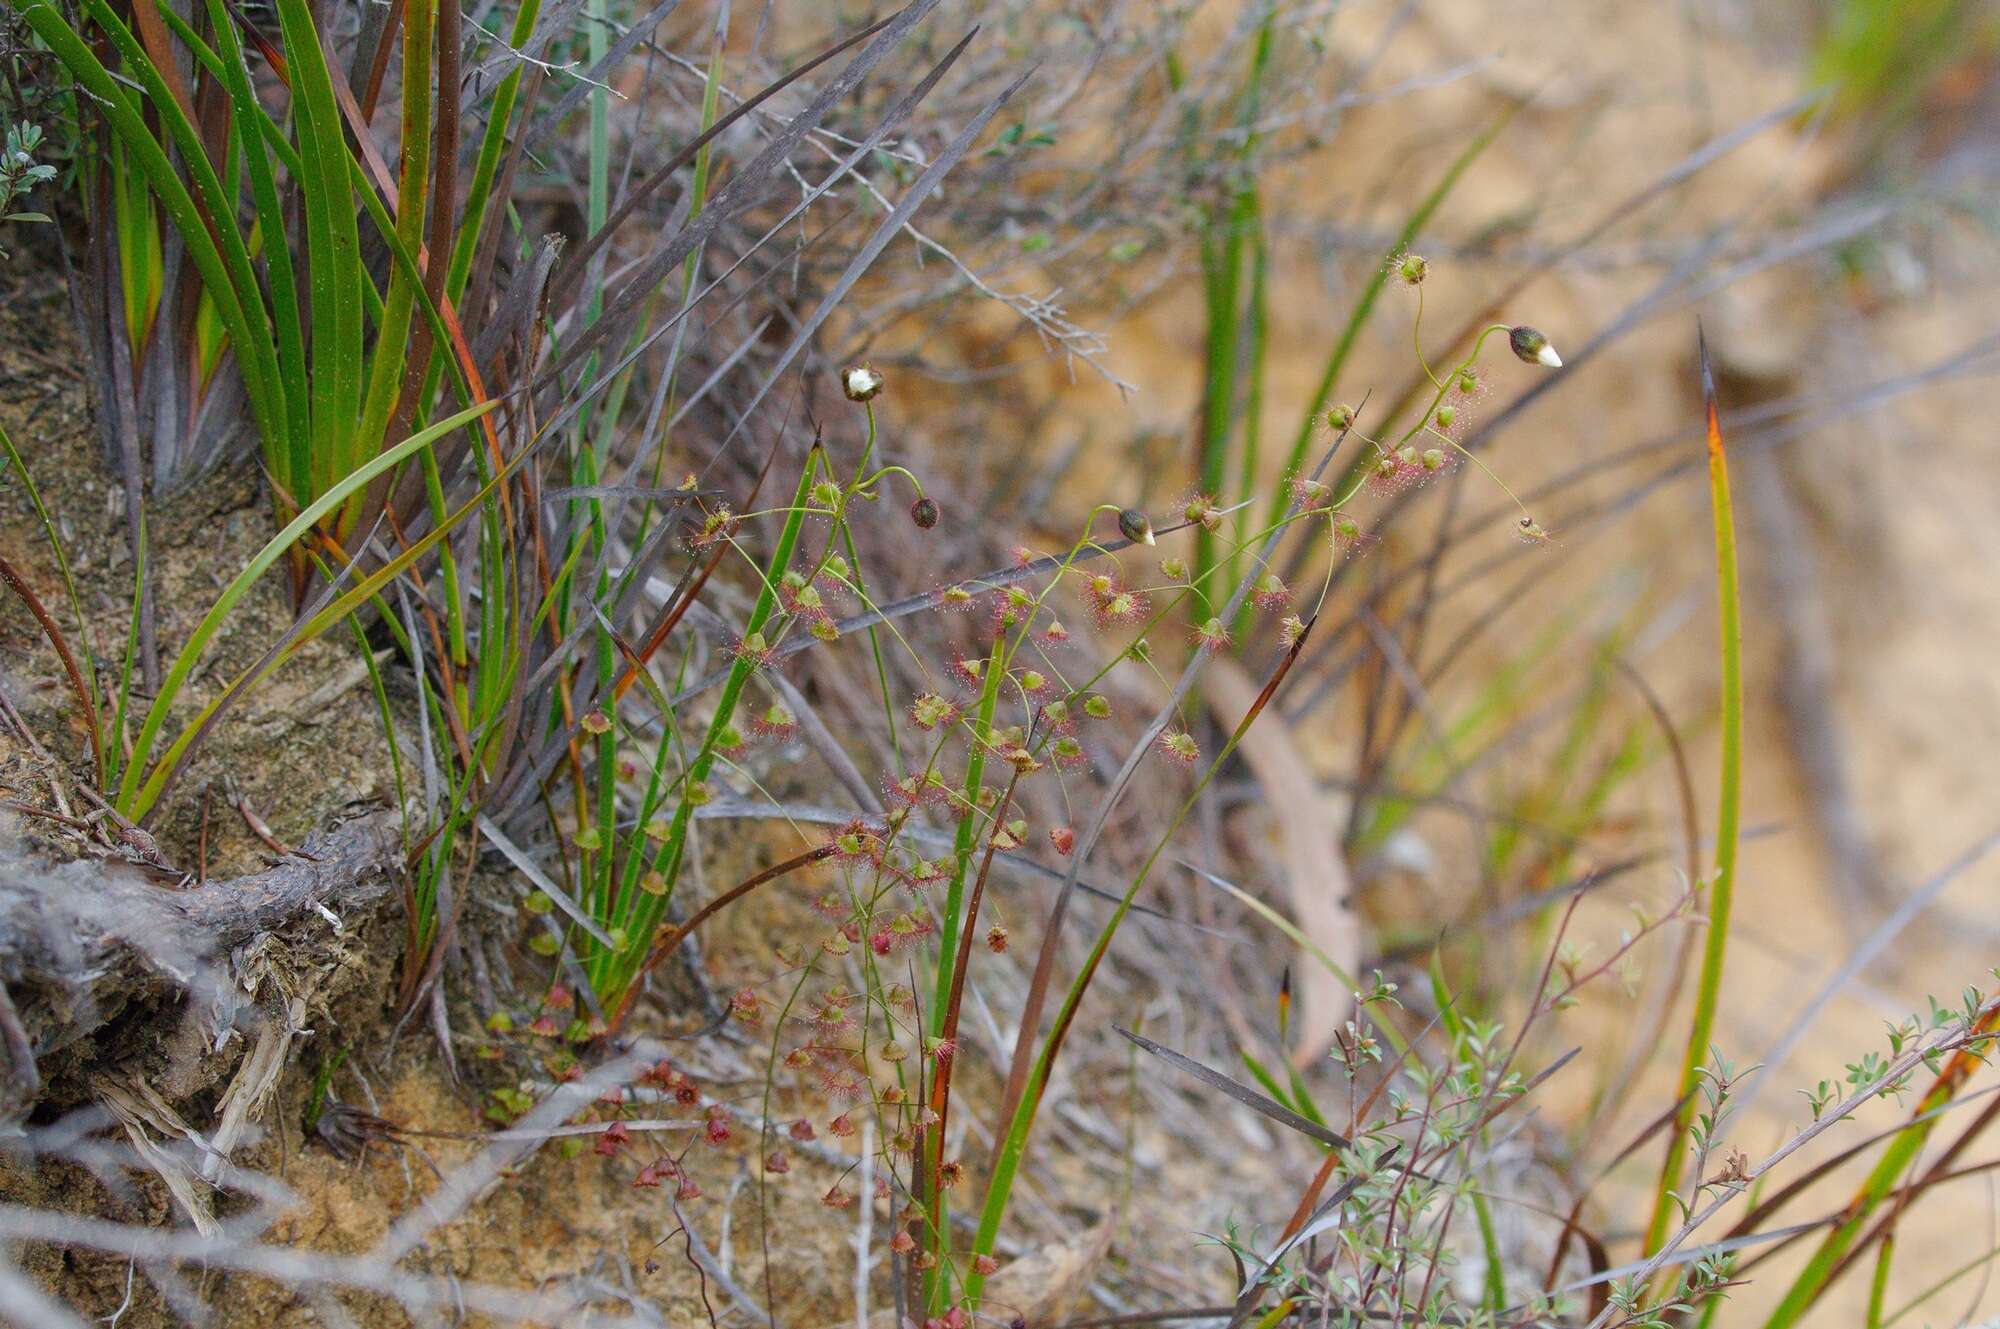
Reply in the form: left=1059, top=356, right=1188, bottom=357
left=112, top=512, right=146, bottom=790
left=109, top=138, right=162, bottom=354
left=1472, top=1187, right=1508, bottom=1314
left=968, top=624, right=1315, bottom=1305
left=1233, top=202, right=1270, bottom=599
left=1194, top=15, right=1272, bottom=617
left=187, top=0, right=310, bottom=496
left=1642, top=331, right=1743, bottom=1265
left=352, top=0, right=434, bottom=518
left=268, top=0, right=367, bottom=509
left=117, top=398, right=498, bottom=818
left=129, top=399, right=513, bottom=822
left=442, top=0, right=544, bottom=304
left=1866, top=1234, right=1893, bottom=1329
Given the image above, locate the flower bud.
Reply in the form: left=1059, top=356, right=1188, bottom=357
left=1395, top=252, right=1429, bottom=286
left=1326, top=403, right=1356, bottom=431
left=841, top=365, right=883, bottom=401
left=1508, top=325, right=1562, bottom=368
left=1183, top=496, right=1223, bottom=532
left=910, top=496, right=939, bottom=529
left=1117, top=507, right=1155, bottom=546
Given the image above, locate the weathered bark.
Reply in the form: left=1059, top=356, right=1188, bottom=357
left=0, top=810, right=401, bottom=1123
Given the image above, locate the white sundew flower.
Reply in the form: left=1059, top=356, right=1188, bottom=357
left=841, top=364, right=884, bottom=401
left=1116, top=507, right=1155, bottom=546
left=1509, top=325, right=1563, bottom=368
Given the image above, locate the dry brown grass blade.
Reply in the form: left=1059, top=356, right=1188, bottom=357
left=1114, top=1026, right=1348, bottom=1150
left=356, top=0, right=409, bottom=120
left=1200, top=653, right=1358, bottom=1066
left=0, top=549, right=101, bottom=779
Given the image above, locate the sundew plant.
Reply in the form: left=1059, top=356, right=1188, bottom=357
left=475, top=256, right=1575, bottom=1321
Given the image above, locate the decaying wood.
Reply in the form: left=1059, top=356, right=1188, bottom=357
left=0, top=808, right=401, bottom=1123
